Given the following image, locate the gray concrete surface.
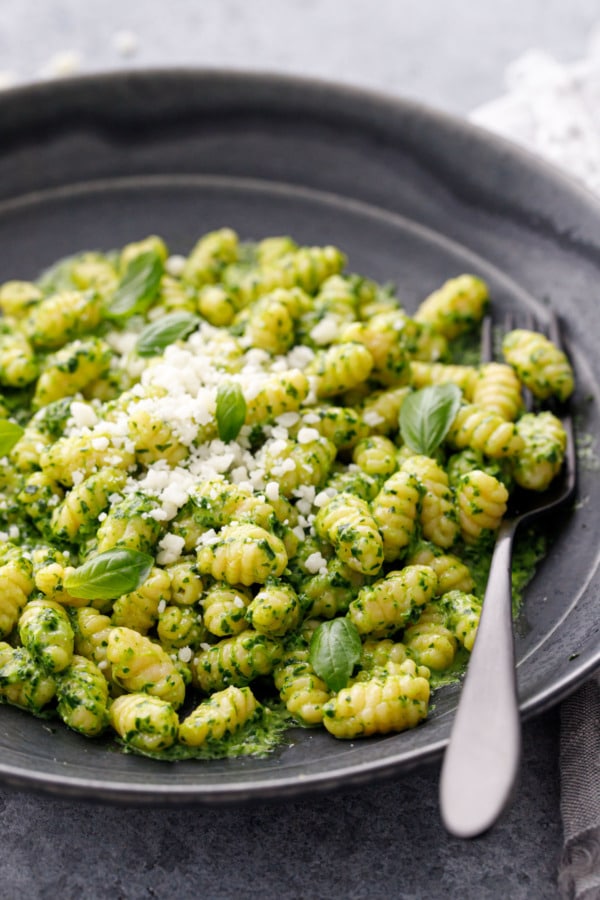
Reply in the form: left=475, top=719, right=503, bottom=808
left=0, top=711, right=562, bottom=899
left=0, top=2, right=597, bottom=897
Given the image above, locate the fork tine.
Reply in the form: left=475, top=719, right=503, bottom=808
left=522, top=310, right=535, bottom=332
left=480, top=315, right=493, bottom=363
left=545, top=311, right=577, bottom=498
left=547, top=309, right=561, bottom=348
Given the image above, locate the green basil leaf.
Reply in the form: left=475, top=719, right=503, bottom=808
left=216, top=382, right=246, bottom=442
left=136, top=312, right=200, bottom=357
left=309, top=618, right=362, bottom=693
left=105, top=250, right=164, bottom=322
left=399, top=383, right=462, bottom=456
left=64, top=549, right=154, bottom=600
left=0, top=419, right=24, bottom=455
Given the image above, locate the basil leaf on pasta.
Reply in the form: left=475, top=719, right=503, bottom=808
left=106, top=251, right=164, bottom=322
left=309, top=618, right=362, bottom=692
left=136, top=312, right=200, bottom=357
left=399, top=383, right=462, bottom=456
left=216, top=382, right=246, bottom=442
left=0, top=420, right=24, bottom=455
left=64, top=549, right=154, bottom=600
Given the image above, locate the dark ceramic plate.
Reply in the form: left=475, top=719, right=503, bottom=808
left=0, top=70, right=598, bottom=803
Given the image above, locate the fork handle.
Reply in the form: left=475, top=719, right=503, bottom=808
left=439, top=520, right=522, bottom=837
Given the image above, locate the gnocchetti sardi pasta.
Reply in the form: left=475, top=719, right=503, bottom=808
left=0, top=229, right=573, bottom=758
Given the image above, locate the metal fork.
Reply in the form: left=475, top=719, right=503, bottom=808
left=439, top=311, right=577, bottom=838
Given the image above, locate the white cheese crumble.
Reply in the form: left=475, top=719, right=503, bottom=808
left=268, top=438, right=288, bottom=458
left=297, top=427, right=320, bottom=444
left=275, top=412, right=300, bottom=428
left=165, top=254, right=187, bottom=276
left=305, top=552, right=329, bottom=574
left=292, top=524, right=306, bottom=542
left=104, top=329, right=139, bottom=357
left=156, top=533, right=185, bottom=565
left=69, top=401, right=98, bottom=429
left=309, top=316, right=340, bottom=345
left=197, top=529, right=219, bottom=547
left=314, top=488, right=336, bottom=508
left=287, top=345, right=315, bottom=369
left=265, top=481, right=280, bottom=502
left=363, top=410, right=385, bottom=427
left=178, top=646, right=193, bottom=663
left=301, top=412, right=321, bottom=425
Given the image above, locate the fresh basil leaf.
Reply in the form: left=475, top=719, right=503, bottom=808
left=136, top=312, right=200, bottom=357
left=399, top=383, right=462, bottom=456
left=216, top=382, right=246, bottom=443
left=64, top=549, right=154, bottom=600
left=0, top=419, right=24, bottom=455
left=105, top=250, right=164, bottom=322
left=309, top=618, right=362, bottom=693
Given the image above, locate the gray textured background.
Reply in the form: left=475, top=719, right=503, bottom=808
left=0, top=2, right=597, bottom=897
left=0, top=0, right=598, bottom=113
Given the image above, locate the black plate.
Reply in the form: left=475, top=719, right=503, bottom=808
left=0, top=70, right=598, bottom=803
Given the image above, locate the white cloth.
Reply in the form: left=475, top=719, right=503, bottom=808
left=470, top=30, right=600, bottom=195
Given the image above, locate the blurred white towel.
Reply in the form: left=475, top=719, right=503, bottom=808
left=470, top=31, right=600, bottom=195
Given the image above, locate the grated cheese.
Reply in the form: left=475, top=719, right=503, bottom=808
left=309, top=316, right=339, bottom=345
left=297, top=427, right=320, bottom=444
left=265, top=481, right=280, bottom=502
left=69, top=401, right=99, bottom=429
left=363, top=410, right=385, bottom=427
left=305, top=552, right=329, bottom=574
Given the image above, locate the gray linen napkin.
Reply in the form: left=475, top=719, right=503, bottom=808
left=559, top=675, right=600, bottom=900
left=469, top=36, right=600, bottom=900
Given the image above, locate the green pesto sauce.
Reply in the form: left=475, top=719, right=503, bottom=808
left=448, top=331, right=481, bottom=367
left=0, top=387, right=36, bottom=424
left=461, top=526, right=547, bottom=617
left=118, top=702, right=293, bottom=762
left=429, top=527, right=547, bottom=692
left=429, top=647, right=470, bottom=690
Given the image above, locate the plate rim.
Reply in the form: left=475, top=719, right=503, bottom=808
left=0, top=67, right=598, bottom=803
left=4, top=63, right=600, bottom=207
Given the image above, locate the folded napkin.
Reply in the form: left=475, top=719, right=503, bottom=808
left=559, top=676, right=600, bottom=900
left=469, top=35, right=600, bottom=900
